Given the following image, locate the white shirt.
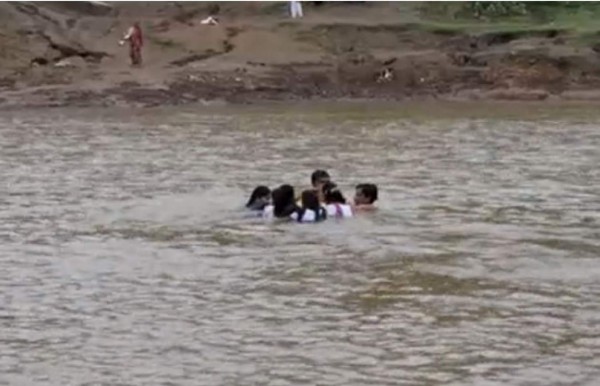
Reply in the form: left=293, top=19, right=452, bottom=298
left=325, top=203, right=353, bottom=218
left=290, top=209, right=320, bottom=223
left=262, top=206, right=324, bottom=223
left=262, top=205, right=274, bottom=219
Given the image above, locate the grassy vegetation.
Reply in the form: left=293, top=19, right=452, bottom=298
left=283, top=2, right=600, bottom=46
left=418, top=2, right=600, bottom=35
left=147, top=36, right=182, bottom=50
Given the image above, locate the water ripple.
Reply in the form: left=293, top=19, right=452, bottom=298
left=1, top=107, right=599, bottom=385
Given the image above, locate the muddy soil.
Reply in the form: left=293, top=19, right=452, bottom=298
left=2, top=2, right=600, bottom=108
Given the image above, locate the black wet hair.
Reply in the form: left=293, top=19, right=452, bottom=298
left=300, top=189, right=326, bottom=222
left=246, top=185, right=271, bottom=210
left=272, top=184, right=298, bottom=218
left=322, top=181, right=346, bottom=204
left=356, top=183, right=378, bottom=204
left=311, top=169, right=330, bottom=187
left=301, top=189, right=320, bottom=212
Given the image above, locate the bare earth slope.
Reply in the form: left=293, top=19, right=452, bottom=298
left=2, top=2, right=600, bottom=108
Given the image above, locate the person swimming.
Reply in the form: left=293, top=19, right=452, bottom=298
left=263, top=184, right=297, bottom=220
left=291, top=190, right=327, bottom=223
left=299, top=169, right=331, bottom=204
left=312, top=169, right=331, bottom=203
left=311, top=169, right=330, bottom=189
left=322, top=181, right=353, bottom=218
left=246, top=185, right=271, bottom=211
left=264, top=185, right=325, bottom=223
left=353, top=183, right=378, bottom=211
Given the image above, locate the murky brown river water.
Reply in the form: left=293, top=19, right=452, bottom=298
left=1, top=104, right=599, bottom=385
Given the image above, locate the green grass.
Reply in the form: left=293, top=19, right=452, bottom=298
left=286, top=2, right=600, bottom=44
left=418, top=2, right=600, bottom=36
left=147, top=36, right=182, bottom=49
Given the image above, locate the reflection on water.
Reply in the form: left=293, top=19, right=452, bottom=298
left=1, top=105, right=599, bottom=385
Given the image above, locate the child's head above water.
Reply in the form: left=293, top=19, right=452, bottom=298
left=354, top=183, right=378, bottom=205
left=272, top=184, right=296, bottom=217
left=322, top=181, right=346, bottom=204
left=246, top=185, right=271, bottom=210
left=311, top=169, right=330, bottom=188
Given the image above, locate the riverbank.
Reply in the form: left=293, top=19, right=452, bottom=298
left=3, top=2, right=600, bottom=108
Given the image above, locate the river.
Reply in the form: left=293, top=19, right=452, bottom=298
left=1, top=103, right=599, bottom=385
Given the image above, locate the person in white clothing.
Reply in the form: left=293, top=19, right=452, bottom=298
left=294, top=189, right=326, bottom=223
left=290, top=208, right=318, bottom=222
left=262, top=204, right=275, bottom=219
left=290, top=1, right=303, bottom=18
left=263, top=186, right=325, bottom=223
left=263, top=184, right=297, bottom=220
left=322, top=181, right=353, bottom=219
left=246, top=185, right=271, bottom=211
left=326, top=202, right=353, bottom=218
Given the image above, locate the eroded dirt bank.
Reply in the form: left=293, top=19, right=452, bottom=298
left=3, top=2, right=600, bottom=108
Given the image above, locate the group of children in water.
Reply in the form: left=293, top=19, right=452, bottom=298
left=245, top=170, right=378, bottom=223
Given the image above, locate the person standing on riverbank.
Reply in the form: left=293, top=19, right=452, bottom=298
left=290, top=1, right=303, bottom=18
left=119, top=22, right=143, bottom=66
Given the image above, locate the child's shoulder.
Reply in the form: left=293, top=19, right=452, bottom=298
left=352, top=203, right=377, bottom=212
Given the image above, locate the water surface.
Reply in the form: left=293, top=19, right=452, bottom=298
left=1, top=104, right=599, bottom=385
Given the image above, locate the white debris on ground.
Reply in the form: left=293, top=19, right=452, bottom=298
left=200, top=16, right=219, bottom=26
left=377, top=68, right=393, bottom=83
